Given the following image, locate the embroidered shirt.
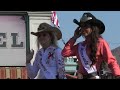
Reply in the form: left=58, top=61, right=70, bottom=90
left=62, top=37, right=120, bottom=76
left=26, top=46, right=66, bottom=79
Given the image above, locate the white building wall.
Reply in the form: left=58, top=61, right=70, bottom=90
left=28, top=11, right=52, bottom=64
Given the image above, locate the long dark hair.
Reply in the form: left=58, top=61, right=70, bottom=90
left=89, top=26, right=101, bottom=66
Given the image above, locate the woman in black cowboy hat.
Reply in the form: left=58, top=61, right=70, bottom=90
left=62, top=12, right=120, bottom=79
left=26, top=22, right=66, bottom=79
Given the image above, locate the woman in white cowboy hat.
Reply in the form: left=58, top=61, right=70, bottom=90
left=62, top=12, right=120, bottom=79
left=26, top=22, right=66, bottom=79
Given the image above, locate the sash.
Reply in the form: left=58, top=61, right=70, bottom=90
left=78, top=43, right=97, bottom=74
left=38, top=46, right=57, bottom=79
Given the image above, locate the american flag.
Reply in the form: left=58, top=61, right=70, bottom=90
left=51, top=11, right=60, bottom=28
left=51, top=11, right=66, bottom=44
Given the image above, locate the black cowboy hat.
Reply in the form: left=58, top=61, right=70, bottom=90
left=74, top=12, right=105, bottom=34
left=31, top=22, right=62, bottom=40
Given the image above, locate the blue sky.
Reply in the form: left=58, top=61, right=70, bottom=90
left=56, top=11, right=120, bottom=50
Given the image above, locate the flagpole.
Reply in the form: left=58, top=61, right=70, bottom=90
left=61, top=38, right=66, bottom=45
left=53, top=24, right=66, bottom=45
left=51, top=11, right=66, bottom=45
left=51, top=11, right=78, bottom=75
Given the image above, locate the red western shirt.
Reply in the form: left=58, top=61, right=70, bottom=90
left=62, top=37, right=120, bottom=76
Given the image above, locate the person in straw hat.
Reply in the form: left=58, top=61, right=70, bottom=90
left=62, top=12, right=120, bottom=79
left=26, top=22, right=66, bottom=79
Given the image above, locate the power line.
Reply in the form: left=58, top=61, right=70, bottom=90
left=109, top=42, right=120, bottom=45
